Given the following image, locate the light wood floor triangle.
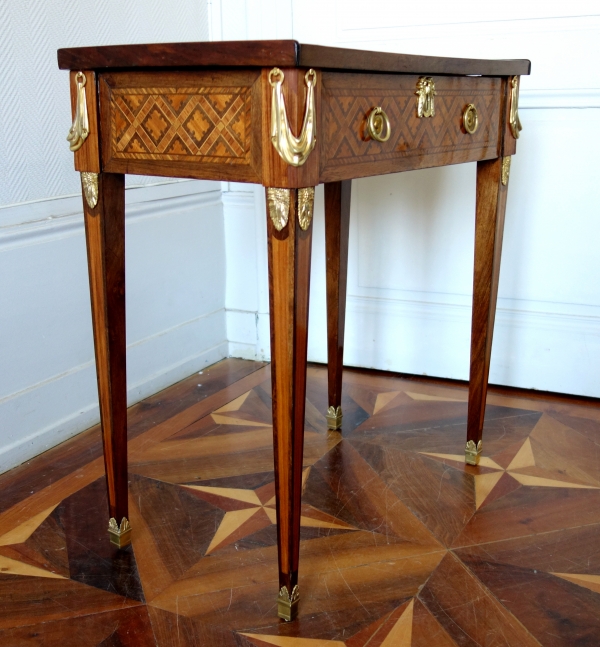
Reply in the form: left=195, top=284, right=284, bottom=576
left=406, top=392, right=465, bottom=402
left=420, top=452, right=504, bottom=471
left=205, top=507, right=261, bottom=554
left=0, top=554, right=66, bottom=579
left=0, top=504, right=58, bottom=546
left=510, top=473, right=599, bottom=489
left=211, top=413, right=270, bottom=427
left=507, top=437, right=535, bottom=471
left=373, top=391, right=402, bottom=415
left=552, top=573, right=600, bottom=595
left=214, top=390, right=252, bottom=413
left=184, top=485, right=262, bottom=505
left=240, top=634, right=345, bottom=646
left=474, top=472, right=504, bottom=509
left=381, top=598, right=413, bottom=647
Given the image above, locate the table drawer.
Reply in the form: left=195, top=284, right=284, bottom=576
left=100, top=70, right=263, bottom=182
left=320, top=72, right=503, bottom=182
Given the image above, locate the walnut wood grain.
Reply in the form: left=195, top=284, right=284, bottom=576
left=325, top=181, right=351, bottom=420
left=58, top=40, right=530, bottom=77
left=82, top=173, right=128, bottom=526
left=266, top=188, right=313, bottom=605
left=70, top=70, right=100, bottom=173
left=467, top=157, right=509, bottom=449
left=99, top=70, right=262, bottom=183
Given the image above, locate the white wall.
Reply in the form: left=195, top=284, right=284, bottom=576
left=2, top=0, right=599, bottom=475
left=217, top=0, right=600, bottom=397
left=0, top=1, right=229, bottom=473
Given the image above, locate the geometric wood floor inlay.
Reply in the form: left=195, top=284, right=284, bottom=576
left=0, top=358, right=599, bottom=645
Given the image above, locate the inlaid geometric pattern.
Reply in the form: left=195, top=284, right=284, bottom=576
left=0, top=358, right=599, bottom=645
left=322, top=79, right=501, bottom=168
left=110, top=86, right=251, bottom=163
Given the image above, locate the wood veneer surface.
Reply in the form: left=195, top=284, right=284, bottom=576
left=57, top=39, right=530, bottom=77
left=0, top=358, right=597, bottom=646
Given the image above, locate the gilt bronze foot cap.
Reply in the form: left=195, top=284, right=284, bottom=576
left=108, top=517, right=132, bottom=548
left=326, top=405, right=343, bottom=431
left=465, top=439, right=483, bottom=466
left=277, top=585, right=299, bottom=621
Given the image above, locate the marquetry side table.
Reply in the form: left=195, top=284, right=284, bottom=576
left=58, top=39, right=529, bottom=621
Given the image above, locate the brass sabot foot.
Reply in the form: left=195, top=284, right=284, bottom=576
left=277, top=584, right=299, bottom=621
left=108, top=517, right=132, bottom=548
left=465, top=439, right=483, bottom=466
left=326, top=405, right=343, bottom=431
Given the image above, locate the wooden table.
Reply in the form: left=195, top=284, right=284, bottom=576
left=57, top=39, right=530, bottom=621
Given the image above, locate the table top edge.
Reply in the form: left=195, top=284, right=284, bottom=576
left=57, top=39, right=531, bottom=76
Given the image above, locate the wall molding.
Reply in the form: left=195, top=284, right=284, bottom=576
left=0, top=179, right=220, bottom=229
left=0, top=330, right=228, bottom=474
left=520, top=88, right=600, bottom=109
left=337, top=13, right=600, bottom=42
left=0, top=303, right=228, bottom=473
left=228, top=292, right=600, bottom=396
left=0, top=183, right=222, bottom=250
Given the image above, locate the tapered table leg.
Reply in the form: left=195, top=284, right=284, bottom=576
left=266, top=186, right=314, bottom=621
left=82, top=172, right=131, bottom=547
left=466, top=157, right=511, bottom=465
left=324, top=181, right=351, bottom=431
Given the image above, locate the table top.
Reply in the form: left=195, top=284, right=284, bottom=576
left=57, top=39, right=530, bottom=77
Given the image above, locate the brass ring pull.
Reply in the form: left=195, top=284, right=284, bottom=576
left=366, top=107, right=391, bottom=142
left=463, top=103, right=479, bottom=134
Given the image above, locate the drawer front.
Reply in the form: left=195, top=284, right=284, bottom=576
left=100, top=70, right=262, bottom=182
left=320, top=73, right=503, bottom=182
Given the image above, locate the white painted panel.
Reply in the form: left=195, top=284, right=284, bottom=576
left=0, top=182, right=228, bottom=473
left=0, top=0, right=208, bottom=207
left=291, top=2, right=600, bottom=91
left=499, top=108, right=600, bottom=307
left=354, top=166, right=475, bottom=297
left=216, top=0, right=600, bottom=398
left=339, top=1, right=599, bottom=29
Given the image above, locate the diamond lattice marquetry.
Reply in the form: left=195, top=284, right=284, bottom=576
left=111, top=86, right=251, bottom=164
left=323, top=83, right=500, bottom=168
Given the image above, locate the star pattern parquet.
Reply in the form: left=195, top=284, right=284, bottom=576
left=0, top=358, right=599, bottom=645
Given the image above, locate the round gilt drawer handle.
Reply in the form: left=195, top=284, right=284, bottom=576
left=463, top=103, right=479, bottom=134
left=367, top=107, right=391, bottom=142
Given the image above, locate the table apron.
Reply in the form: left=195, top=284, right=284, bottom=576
left=97, top=69, right=507, bottom=185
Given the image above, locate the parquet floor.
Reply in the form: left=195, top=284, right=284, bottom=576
left=1, top=358, right=600, bottom=646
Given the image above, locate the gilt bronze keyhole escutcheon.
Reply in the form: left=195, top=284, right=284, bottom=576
left=416, top=76, right=436, bottom=118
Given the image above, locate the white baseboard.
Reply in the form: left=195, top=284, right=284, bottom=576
left=228, top=295, right=600, bottom=398
left=0, top=310, right=228, bottom=474
left=0, top=180, right=228, bottom=474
